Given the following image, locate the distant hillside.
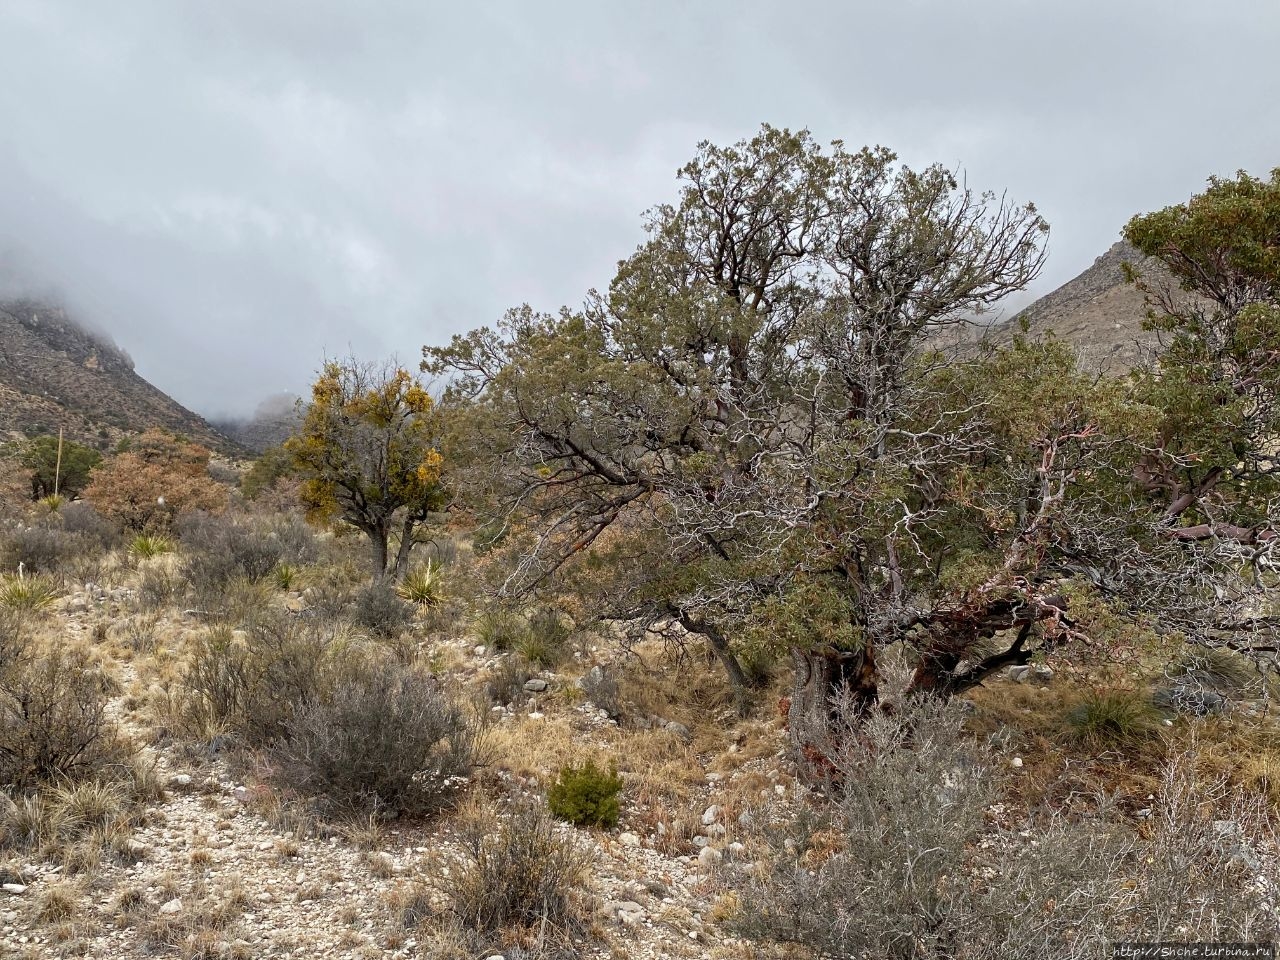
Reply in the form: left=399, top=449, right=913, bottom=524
left=988, top=241, right=1164, bottom=373
left=213, top=393, right=302, bottom=454
left=0, top=299, right=236, bottom=452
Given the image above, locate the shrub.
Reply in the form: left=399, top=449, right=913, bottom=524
left=1064, top=689, right=1159, bottom=749
left=173, top=616, right=331, bottom=746
left=547, top=759, right=623, bottom=828
left=0, top=573, right=61, bottom=613
left=397, top=561, right=444, bottom=607
left=0, top=523, right=86, bottom=575
left=0, top=645, right=133, bottom=790
left=733, top=695, right=995, bottom=957
left=83, top=429, right=228, bottom=531
left=178, top=512, right=298, bottom=590
left=58, top=502, right=122, bottom=550
left=483, top=656, right=535, bottom=708
left=348, top=583, right=415, bottom=638
left=129, top=534, right=173, bottom=559
left=445, top=801, right=592, bottom=939
left=137, top=565, right=183, bottom=611
left=276, top=660, right=476, bottom=817
left=475, top=608, right=525, bottom=651
left=579, top=665, right=623, bottom=721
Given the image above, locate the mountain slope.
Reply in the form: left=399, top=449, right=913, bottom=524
left=0, top=299, right=236, bottom=452
left=990, top=240, right=1163, bottom=373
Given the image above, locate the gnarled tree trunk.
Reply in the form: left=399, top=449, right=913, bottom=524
left=788, top=643, right=880, bottom=780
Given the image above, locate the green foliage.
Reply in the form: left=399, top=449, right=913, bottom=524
left=547, top=759, right=623, bottom=828
left=1064, top=690, right=1159, bottom=750
left=286, top=359, right=445, bottom=582
left=240, top=445, right=294, bottom=500
left=22, top=435, right=101, bottom=501
left=396, top=560, right=444, bottom=606
left=0, top=574, right=61, bottom=612
left=128, top=534, right=172, bottom=559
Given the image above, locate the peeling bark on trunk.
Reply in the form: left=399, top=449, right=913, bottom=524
left=788, top=644, right=880, bottom=780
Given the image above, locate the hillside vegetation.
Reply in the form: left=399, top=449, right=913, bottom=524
left=1, top=130, right=1278, bottom=960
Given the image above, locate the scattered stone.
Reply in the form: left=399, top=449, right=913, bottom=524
left=1031, top=664, right=1054, bottom=683
left=603, top=900, right=646, bottom=926
left=701, top=805, right=721, bottom=826
left=1, top=884, right=27, bottom=895
left=159, top=898, right=182, bottom=915
left=1006, top=665, right=1032, bottom=682
left=618, top=832, right=641, bottom=848
left=698, top=846, right=723, bottom=869
left=1134, top=808, right=1153, bottom=820
left=1010, top=757, right=1024, bottom=769
left=474, top=645, right=487, bottom=657
left=171, top=774, right=193, bottom=789
left=665, top=721, right=692, bottom=742
left=522, top=678, right=549, bottom=693
left=728, top=842, right=746, bottom=857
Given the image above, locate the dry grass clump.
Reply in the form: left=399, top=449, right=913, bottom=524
left=439, top=799, right=594, bottom=951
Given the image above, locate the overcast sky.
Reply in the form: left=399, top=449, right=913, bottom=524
left=1, top=1, right=1277, bottom=418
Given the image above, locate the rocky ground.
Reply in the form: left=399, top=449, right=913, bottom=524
left=0, top=580, right=796, bottom=960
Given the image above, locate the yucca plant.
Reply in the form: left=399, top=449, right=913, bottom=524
left=397, top=560, right=444, bottom=607
left=272, top=562, right=299, bottom=590
left=0, top=573, right=61, bottom=612
left=128, top=534, right=173, bottom=560
left=37, top=494, right=65, bottom=513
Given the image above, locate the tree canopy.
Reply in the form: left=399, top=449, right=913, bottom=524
left=426, top=128, right=1280, bottom=764
left=22, top=435, right=101, bottom=500
left=286, top=359, right=445, bottom=582
left=82, top=429, right=227, bottom=531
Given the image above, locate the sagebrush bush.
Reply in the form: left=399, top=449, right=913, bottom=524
left=172, top=616, right=331, bottom=745
left=0, top=523, right=87, bottom=575
left=277, top=660, right=476, bottom=817
left=0, top=645, right=133, bottom=790
left=348, top=583, right=415, bottom=638
left=446, top=801, right=592, bottom=939
left=733, top=694, right=995, bottom=957
left=547, top=760, right=622, bottom=828
left=178, top=511, right=316, bottom=597
left=57, top=503, right=121, bottom=550
left=734, top=697, right=1280, bottom=958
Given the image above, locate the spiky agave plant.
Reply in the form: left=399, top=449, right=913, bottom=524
left=128, top=534, right=173, bottom=560
left=396, top=560, right=444, bottom=607
left=0, top=571, right=61, bottom=612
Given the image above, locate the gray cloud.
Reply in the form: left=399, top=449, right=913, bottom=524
left=1, top=0, right=1277, bottom=416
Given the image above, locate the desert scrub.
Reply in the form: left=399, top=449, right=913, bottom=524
left=347, top=582, right=415, bottom=638
left=547, top=759, right=623, bottom=828
left=276, top=659, right=476, bottom=817
left=0, top=643, right=133, bottom=790
left=444, top=800, right=593, bottom=943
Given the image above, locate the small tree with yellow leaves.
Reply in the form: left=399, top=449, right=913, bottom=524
left=286, top=359, right=445, bottom=582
